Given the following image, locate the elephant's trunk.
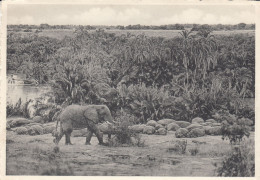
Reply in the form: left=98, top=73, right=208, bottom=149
left=105, top=114, right=116, bottom=124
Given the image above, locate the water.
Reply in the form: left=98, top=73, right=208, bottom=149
left=7, top=84, right=51, bottom=105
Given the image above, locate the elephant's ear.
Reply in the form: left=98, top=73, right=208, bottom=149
left=96, top=106, right=105, bottom=118
left=83, top=107, right=99, bottom=123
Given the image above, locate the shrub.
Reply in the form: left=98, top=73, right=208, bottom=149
left=232, top=104, right=255, bottom=127
left=217, top=140, right=255, bottom=177
left=108, top=110, right=144, bottom=147
left=218, top=111, right=251, bottom=144
left=180, top=78, right=241, bottom=121
left=189, top=146, right=199, bottom=156
left=51, top=55, right=111, bottom=105
left=6, top=98, right=31, bottom=118
left=119, top=83, right=176, bottom=123
left=168, top=140, right=187, bottom=154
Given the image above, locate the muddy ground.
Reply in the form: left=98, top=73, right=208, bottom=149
left=6, top=131, right=254, bottom=176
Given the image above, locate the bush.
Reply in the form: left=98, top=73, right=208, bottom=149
left=180, top=80, right=241, bottom=121
left=6, top=98, right=31, bottom=118
left=108, top=110, right=144, bottom=147
left=168, top=140, right=187, bottom=154
left=233, top=104, right=255, bottom=127
left=119, top=84, right=175, bottom=123
left=217, top=140, right=255, bottom=177
left=189, top=146, right=199, bottom=156
left=218, top=111, right=251, bottom=144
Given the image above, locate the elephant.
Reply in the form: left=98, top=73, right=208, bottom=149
left=53, top=104, right=115, bottom=146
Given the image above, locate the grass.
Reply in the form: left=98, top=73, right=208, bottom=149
left=7, top=134, right=74, bottom=175
left=196, top=143, right=232, bottom=157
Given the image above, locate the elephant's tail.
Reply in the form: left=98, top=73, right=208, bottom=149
left=56, top=115, right=61, bottom=132
left=56, top=117, right=59, bottom=131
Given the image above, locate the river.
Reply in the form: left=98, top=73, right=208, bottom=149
left=7, top=84, right=51, bottom=105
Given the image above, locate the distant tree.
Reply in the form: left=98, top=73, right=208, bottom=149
left=191, top=24, right=199, bottom=31
left=216, top=24, right=224, bottom=30
left=159, top=25, right=167, bottom=30
left=132, top=24, right=141, bottom=29
left=232, top=24, right=238, bottom=30
left=174, top=24, right=185, bottom=30
left=238, top=23, right=247, bottom=30
left=126, top=25, right=132, bottom=29
left=116, top=25, right=125, bottom=30
left=40, top=23, right=50, bottom=29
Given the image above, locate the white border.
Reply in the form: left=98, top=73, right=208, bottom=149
left=0, top=1, right=259, bottom=180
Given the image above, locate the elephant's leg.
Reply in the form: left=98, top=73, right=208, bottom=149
left=65, top=129, right=73, bottom=145
left=108, top=133, right=111, bottom=139
left=85, top=130, right=93, bottom=145
left=93, top=127, right=106, bottom=145
left=96, top=131, right=105, bottom=145
left=88, top=122, right=106, bottom=145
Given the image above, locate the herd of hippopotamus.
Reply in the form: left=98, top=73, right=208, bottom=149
left=9, top=104, right=249, bottom=146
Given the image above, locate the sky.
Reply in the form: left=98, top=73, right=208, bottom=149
left=7, top=4, right=255, bottom=25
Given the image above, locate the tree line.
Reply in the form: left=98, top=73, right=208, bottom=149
left=8, top=23, right=255, bottom=31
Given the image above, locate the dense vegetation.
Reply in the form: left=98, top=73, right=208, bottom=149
left=6, top=25, right=255, bottom=177
left=7, top=26, right=255, bottom=124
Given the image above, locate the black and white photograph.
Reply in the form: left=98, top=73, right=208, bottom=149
left=1, top=0, right=258, bottom=177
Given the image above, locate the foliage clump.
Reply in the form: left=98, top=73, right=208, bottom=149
left=212, top=111, right=252, bottom=144
left=6, top=98, right=31, bottom=118
left=168, top=140, right=187, bottom=154
left=108, top=110, right=145, bottom=147
left=217, top=140, right=255, bottom=177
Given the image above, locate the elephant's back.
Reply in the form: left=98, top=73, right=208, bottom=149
left=59, top=105, right=84, bottom=122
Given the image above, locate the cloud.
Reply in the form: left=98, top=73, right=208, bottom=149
left=7, top=7, right=255, bottom=25
left=156, top=9, right=204, bottom=24
left=8, top=15, right=35, bottom=24
left=53, top=7, right=151, bottom=25
left=156, top=8, right=255, bottom=25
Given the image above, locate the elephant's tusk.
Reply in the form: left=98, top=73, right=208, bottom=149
left=106, top=121, right=116, bottom=125
left=112, top=120, right=117, bottom=124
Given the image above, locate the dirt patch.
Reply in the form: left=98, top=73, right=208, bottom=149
left=6, top=130, right=254, bottom=176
